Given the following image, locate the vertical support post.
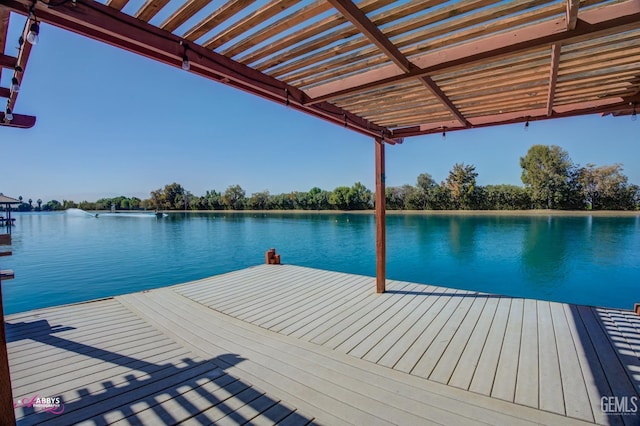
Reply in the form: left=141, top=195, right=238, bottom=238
left=0, top=232, right=15, bottom=424
left=375, top=138, right=386, bottom=293
left=0, top=279, right=15, bottom=425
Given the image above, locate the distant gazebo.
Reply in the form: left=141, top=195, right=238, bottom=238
left=0, top=194, right=20, bottom=229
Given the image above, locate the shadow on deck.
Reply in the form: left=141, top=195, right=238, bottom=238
left=7, top=319, right=313, bottom=425
left=567, top=305, right=640, bottom=426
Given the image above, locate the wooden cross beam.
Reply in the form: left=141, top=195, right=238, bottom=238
left=326, top=0, right=470, bottom=127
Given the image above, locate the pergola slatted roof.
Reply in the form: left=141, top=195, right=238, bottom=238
left=0, top=0, right=638, bottom=136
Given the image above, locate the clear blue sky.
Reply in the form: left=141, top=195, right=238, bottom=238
left=3, top=19, right=640, bottom=203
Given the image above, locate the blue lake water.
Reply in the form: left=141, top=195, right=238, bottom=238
left=1, top=211, right=639, bottom=314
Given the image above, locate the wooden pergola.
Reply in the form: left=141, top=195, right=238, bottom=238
left=0, top=1, right=639, bottom=422
left=0, top=0, right=639, bottom=295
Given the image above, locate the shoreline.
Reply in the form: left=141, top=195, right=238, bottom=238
left=122, top=209, right=640, bottom=217
left=18, top=209, right=639, bottom=217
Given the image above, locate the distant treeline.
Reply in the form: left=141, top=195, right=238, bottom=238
left=14, top=145, right=640, bottom=212
left=14, top=196, right=143, bottom=212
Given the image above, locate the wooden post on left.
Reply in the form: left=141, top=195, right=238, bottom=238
left=0, top=233, right=15, bottom=424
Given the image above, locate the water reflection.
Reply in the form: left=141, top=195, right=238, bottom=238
left=521, top=216, right=569, bottom=282
left=446, top=216, right=478, bottom=260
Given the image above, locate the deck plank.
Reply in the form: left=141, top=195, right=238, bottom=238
left=243, top=272, right=358, bottom=326
left=393, top=290, right=467, bottom=373
left=491, top=298, right=524, bottom=402
left=280, top=276, right=377, bottom=338
left=378, top=288, right=461, bottom=369
left=514, top=298, right=539, bottom=408
left=563, top=304, right=624, bottom=426
left=537, top=300, right=565, bottom=415
left=448, top=296, right=500, bottom=390
left=429, top=294, right=489, bottom=384
left=12, top=331, right=163, bottom=389
left=577, top=305, right=639, bottom=399
left=304, top=281, right=413, bottom=344
left=349, top=284, right=442, bottom=360
left=191, top=266, right=306, bottom=308
left=214, top=267, right=317, bottom=313
left=410, top=292, right=477, bottom=378
left=469, top=297, right=511, bottom=396
left=324, top=283, right=420, bottom=351
left=266, top=275, right=372, bottom=332
left=550, top=302, right=594, bottom=422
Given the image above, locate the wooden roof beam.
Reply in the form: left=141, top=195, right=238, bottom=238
left=327, top=0, right=469, bottom=126
left=1, top=0, right=390, bottom=141
left=182, top=0, right=254, bottom=42
left=327, top=0, right=411, bottom=72
left=566, top=0, right=580, bottom=31
left=160, top=0, right=214, bottom=33
left=306, top=1, right=640, bottom=103
left=7, top=12, right=34, bottom=113
left=505, top=0, right=577, bottom=119
left=202, top=0, right=302, bottom=51
left=418, top=76, right=469, bottom=126
left=134, top=0, right=171, bottom=23
left=0, top=111, right=35, bottom=128
left=0, top=9, right=9, bottom=83
left=106, top=0, right=129, bottom=11
left=0, top=54, right=17, bottom=69
left=546, top=43, right=561, bottom=116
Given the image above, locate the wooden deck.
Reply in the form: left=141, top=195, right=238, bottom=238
left=6, top=265, right=640, bottom=425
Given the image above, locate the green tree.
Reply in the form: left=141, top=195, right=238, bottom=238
left=247, top=190, right=271, bottom=210
left=422, top=184, right=451, bottom=210
left=577, top=163, right=635, bottom=210
left=387, top=185, right=422, bottom=209
left=42, top=200, right=62, bottom=211
left=409, top=172, right=438, bottom=210
left=203, top=190, right=223, bottom=210
left=329, top=186, right=350, bottom=210
left=36, top=199, right=42, bottom=211
left=385, top=187, right=402, bottom=210
left=290, top=191, right=308, bottom=210
left=222, top=184, right=246, bottom=210
left=347, top=182, right=372, bottom=210
left=62, top=200, right=77, bottom=209
left=307, top=187, right=331, bottom=210
left=149, top=183, right=186, bottom=210
left=629, top=185, right=640, bottom=210
left=78, top=200, right=96, bottom=210
left=269, top=193, right=294, bottom=210
left=129, top=197, right=141, bottom=210
left=445, top=163, right=478, bottom=209
left=416, top=173, right=437, bottom=193
left=483, top=185, right=531, bottom=210
left=17, top=202, right=31, bottom=212
left=520, top=145, right=575, bottom=209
